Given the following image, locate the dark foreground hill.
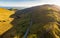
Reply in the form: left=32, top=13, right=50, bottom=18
left=9, top=4, right=60, bottom=38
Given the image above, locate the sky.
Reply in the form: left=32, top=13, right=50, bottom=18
left=0, top=0, right=60, bottom=7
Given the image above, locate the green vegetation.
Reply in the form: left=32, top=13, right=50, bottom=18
left=1, top=4, right=60, bottom=38
left=13, top=6, right=60, bottom=38
left=12, top=5, right=60, bottom=38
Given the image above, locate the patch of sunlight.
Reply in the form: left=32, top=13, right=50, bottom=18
left=52, top=30, right=59, bottom=38
left=27, top=34, right=37, bottom=38
left=0, top=8, right=15, bottom=35
left=48, top=7, right=52, bottom=10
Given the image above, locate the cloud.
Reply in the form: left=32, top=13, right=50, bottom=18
left=0, top=2, right=41, bottom=7
left=0, top=0, right=27, bottom=1
left=0, top=0, right=60, bottom=7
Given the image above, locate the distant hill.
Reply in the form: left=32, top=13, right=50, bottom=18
left=10, top=4, right=60, bottom=38
left=0, top=7, right=26, bottom=10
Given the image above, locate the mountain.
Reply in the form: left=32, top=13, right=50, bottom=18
left=0, top=7, right=26, bottom=10
left=1, top=4, right=60, bottom=38
left=10, top=4, right=60, bottom=38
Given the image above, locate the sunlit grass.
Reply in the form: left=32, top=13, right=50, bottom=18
left=0, top=8, right=14, bottom=35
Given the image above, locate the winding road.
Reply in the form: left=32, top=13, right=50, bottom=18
left=23, top=12, right=33, bottom=38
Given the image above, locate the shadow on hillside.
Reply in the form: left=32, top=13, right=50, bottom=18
left=10, top=9, right=25, bottom=38
left=10, top=8, right=32, bottom=38
left=10, top=7, right=33, bottom=29
left=9, top=7, right=34, bottom=38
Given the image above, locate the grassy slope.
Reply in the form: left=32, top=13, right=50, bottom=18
left=11, top=5, right=60, bottom=38
left=0, top=5, right=60, bottom=38
left=0, top=8, right=15, bottom=35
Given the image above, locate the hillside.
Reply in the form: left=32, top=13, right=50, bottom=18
left=0, top=8, right=15, bottom=35
left=11, top=4, right=60, bottom=38
left=0, top=4, right=60, bottom=38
